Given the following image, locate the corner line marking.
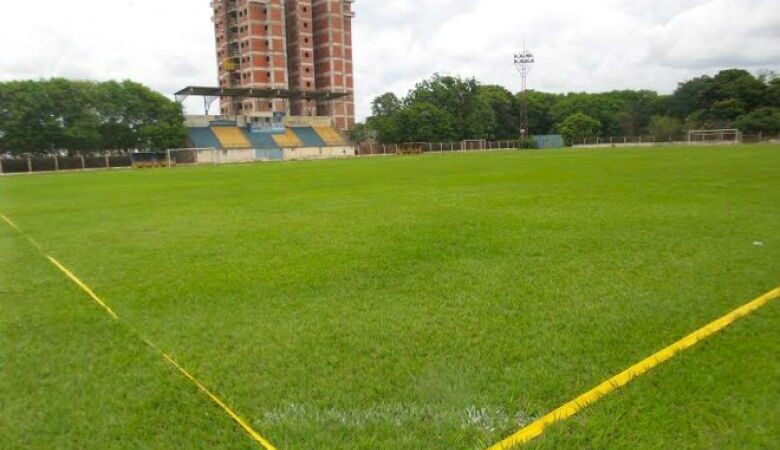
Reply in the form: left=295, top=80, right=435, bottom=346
left=487, top=286, right=780, bottom=450
left=2, top=213, right=278, bottom=450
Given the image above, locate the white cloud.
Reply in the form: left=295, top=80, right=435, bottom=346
left=1, top=0, right=778, bottom=120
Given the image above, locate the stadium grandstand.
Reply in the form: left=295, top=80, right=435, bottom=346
left=172, top=0, right=356, bottom=164
left=176, top=86, right=354, bottom=163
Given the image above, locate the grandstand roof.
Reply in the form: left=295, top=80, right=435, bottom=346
left=174, top=86, right=350, bottom=102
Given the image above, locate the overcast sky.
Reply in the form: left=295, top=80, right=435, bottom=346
left=1, top=0, right=778, bottom=120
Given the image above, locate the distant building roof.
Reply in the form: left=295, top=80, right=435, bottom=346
left=174, top=86, right=350, bottom=102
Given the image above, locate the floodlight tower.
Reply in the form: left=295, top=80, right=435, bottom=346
left=514, top=47, right=535, bottom=138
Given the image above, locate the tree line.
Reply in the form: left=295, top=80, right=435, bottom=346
left=0, top=79, right=186, bottom=155
left=356, top=69, right=780, bottom=144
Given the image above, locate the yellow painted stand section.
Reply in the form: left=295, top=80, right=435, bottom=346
left=271, top=129, right=304, bottom=148
left=212, top=127, right=252, bottom=149
left=314, top=126, right=346, bottom=146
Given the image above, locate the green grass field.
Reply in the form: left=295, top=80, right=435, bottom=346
left=1, top=145, right=779, bottom=450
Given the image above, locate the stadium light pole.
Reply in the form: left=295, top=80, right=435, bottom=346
left=514, top=47, right=535, bottom=139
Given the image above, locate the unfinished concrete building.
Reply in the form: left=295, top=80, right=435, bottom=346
left=312, top=0, right=355, bottom=130
left=211, top=0, right=355, bottom=130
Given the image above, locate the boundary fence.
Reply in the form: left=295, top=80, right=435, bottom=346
left=356, top=140, right=531, bottom=156
left=0, top=154, right=132, bottom=175
left=570, top=132, right=780, bottom=147
left=3, top=134, right=778, bottom=176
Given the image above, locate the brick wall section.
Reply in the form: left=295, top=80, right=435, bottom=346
left=312, top=0, right=355, bottom=130
left=212, top=0, right=354, bottom=130
left=285, top=0, right=317, bottom=116
left=214, top=0, right=289, bottom=116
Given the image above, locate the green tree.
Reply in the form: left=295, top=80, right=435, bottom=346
left=608, top=90, right=662, bottom=136
left=371, top=93, right=402, bottom=117
left=648, top=115, right=684, bottom=141
left=767, top=78, right=780, bottom=107
left=669, top=75, right=712, bottom=118
left=0, top=79, right=185, bottom=155
left=116, top=81, right=186, bottom=151
left=710, top=98, right=747, bottom=122
left=366, top=92, right=402, bottom=143
left=525, top=90, right=561, bottom=135
left=0, top=80, right=63, bottom=154
left=360, top=68, right=776, bottom=146
left=405, top=74, right=490, bottom=140
left=477, top=85, right=518, bottom=139
left=700, top=69, right=767, bottom=111
left=366, top=115, right=401, bottom=143
left=549, top=93, right=620, bottom=136
left=557, top=113, right=601, bottom=144
left=394, top=102, right=455, bottom=142
left=735, top=107, right=780, bottom=134
left=349, top=122, right=370, bottom=143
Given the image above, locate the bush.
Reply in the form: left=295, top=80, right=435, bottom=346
left=557, top=113, right=601, bottom=145
left=515, top=137, right=537, bottom=149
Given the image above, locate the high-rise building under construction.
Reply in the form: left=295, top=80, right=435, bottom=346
left=212, top=0, right=355, bottom=130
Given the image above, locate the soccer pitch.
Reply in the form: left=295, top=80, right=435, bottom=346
left=1, top=145, right=778, bottom=450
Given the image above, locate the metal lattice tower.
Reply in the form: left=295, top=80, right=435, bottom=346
left=514, top=47, right=535, bottom=138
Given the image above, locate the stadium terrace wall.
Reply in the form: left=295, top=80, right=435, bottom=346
left=188, top=146, right=354, bottom=164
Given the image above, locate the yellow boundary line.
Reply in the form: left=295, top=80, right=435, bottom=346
left=488, top=286, right=780, bottom=450
left=2, top=214, right=278, bottom=450
left=6, top=212, right=778, bottom=450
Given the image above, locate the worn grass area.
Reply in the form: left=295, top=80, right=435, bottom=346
left=1, top=145, right=778, bottom=449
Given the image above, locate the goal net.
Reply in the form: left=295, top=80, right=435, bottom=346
left=461, top=140, right=487, bottom=151
left=687, top=129, right=742, bottom=144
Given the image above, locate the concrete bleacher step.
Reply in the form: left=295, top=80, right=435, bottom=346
left=271, top=129, right=304, bottom=148
left=187, top=128, right=222, bottom=149
left=314, top=126, right=347, bottom=146
left=245, top=131, right=282, bottom=150
left=211, top=127, right=252, bottom=149
left=290, top=127, right=327, bottom=148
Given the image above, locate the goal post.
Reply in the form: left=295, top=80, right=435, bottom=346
left=461, top=140, right=487, bottom=151
left=687, top=129, right=742, bottom=145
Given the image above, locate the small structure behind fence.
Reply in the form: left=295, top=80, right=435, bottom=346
left=534, top=135, right=565, bottom=149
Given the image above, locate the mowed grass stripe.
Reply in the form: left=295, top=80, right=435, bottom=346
left=1, top=213, right=279, bottom=450
left=488, top=286, right=780, bottom=450
left=3, top=146, right=778, bottom=448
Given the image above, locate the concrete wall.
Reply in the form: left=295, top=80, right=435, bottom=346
left=185, top=115, right=248, bottom=127
left=255, top=149, right=284, bottom=161
left=284, top=116, right=333, bottom=128
left=322, top=146, right=354, bottom=157
left=196, top=149, right=215, bottom=164
left=284, top=147, right=321, bottom=161
left=193, top=146, right=354, bottom=164
left=217, top=149, right=254, bottom=163
left=195, top=149, right=254, bottom=164
left=283, top=146, right=354, bottom=161
left=187, top=115, right=333, bottom=129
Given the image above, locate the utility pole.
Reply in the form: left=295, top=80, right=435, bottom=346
left=514, top=45, right=535, bottom=138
